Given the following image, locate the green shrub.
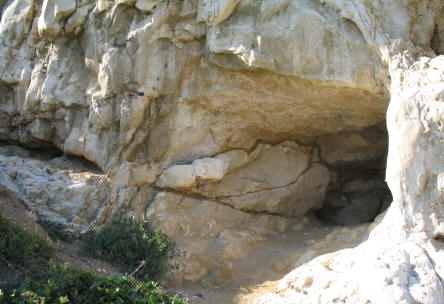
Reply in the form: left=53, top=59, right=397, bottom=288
left=82, top=214, right=178, bottom=281
left=0, top=209, right=56, bottom=267
left=1, top=263, right=185, bottom=304
left=37, top=219, right=74, bottom=243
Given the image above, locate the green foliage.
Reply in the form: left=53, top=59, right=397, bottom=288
left=0, top=209, right=56, bottom=267
left=1, top=263, right=185, bottom=304
left=82, top=214, right=178, bottom=281
left=37, top=219, right=74, bottom=243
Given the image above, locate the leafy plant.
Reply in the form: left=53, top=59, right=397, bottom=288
left=0, top=209, right=56, bottom=267
left=1, top=263, right=185, bottom=304
left=37, top=219, right=74, bottom=243
left=82, top=213, right=178, bottom=281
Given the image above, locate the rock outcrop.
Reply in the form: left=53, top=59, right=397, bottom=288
left=258, top=0, right=444, bottom=303
left=0, top=0, right=443, bottom=298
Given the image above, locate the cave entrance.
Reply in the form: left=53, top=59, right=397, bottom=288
left=0, top=141, right=103, bottom=174
left=314, top=121, right=392, bottom=226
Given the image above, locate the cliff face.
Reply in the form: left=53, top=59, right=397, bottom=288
left=0, top=0, right=443, bottom=299
left=259, top=1, right=444, bottom=303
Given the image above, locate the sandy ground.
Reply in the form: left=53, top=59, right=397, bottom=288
left=171, top=222, right=336, bottom=304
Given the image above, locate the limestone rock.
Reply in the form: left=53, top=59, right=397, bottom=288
left=145, top=191, right=299, bottom=283
left=431, top=7, right=444, bottom=55
left=96, top=0, right=109, bottom=12
left=0, top=0, right=33, bottom=49
left=0, top=0, right=34, bottom=84
left=197, top=0, right=241, bottom=26
left=135, top=0, right=161, bottom=13
left=318, top=194, right=384, bottom=226
left=1, top=0, right=391, bottom=174
left=193, top=157, right=228, bottom=181
left=1, top=0, right=444, bottom=295
left=218, top=229, right=266, bottom=260
left=38, top=0, right=76, bottom=40
left=65, top=4, right=93, bottom=34
left=316, top=123, right=388, bottom=166
left=145, top=191, right=295, bottom=240
left=258, top=1, right=444, bottom=302
left=219, top=164, right=330, bottom=216
left=131, top=163, right=160, bottom=186
left=214, top=149, right=249, bottom=174
left=154, top=143, right=330, bottom=216
left=156, top=164, right=196, bottom=190
left=0, top=148, right=110, bottom=232
left=197, top=144, right=310, bottom=198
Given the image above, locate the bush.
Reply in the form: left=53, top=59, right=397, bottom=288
left=0, top=209, right=56, bottom=267
left=0, top=263, right=185, bottom=304
left=37, top=219, right=74, bottom=243
left=83, top=214, right=178, bottom=281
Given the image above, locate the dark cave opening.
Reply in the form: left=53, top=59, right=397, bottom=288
left=315, top=165, right=392, bottom=226
left=0, top=141, right=103, bottom=174
left=314, top=122, right=392, bottom=226
left=431, top=19, right=444, bottom=55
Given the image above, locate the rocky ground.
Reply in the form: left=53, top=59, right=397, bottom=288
left=0, top=185, right=121, bottom=289
left=174, top=221, right=367, bottom=303
left=1, top=182, right=368, bottom=303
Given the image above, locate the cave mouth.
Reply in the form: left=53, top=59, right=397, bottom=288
left=314, top=122, right=392, bottom=226
left=431, top=16, right=444, bottom=55
left=315, top=164, right=392, bottom=226
left=0, top=141, right=103, bottom=174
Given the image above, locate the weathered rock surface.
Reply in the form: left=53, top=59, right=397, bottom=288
left=258, top=0, right=444, bottom=303
left=0, top=0, right=442, bottom=297
left=0, top=0, right=389, bottom=170
left=145, top=191, right=302, bottom=283
left=154, top=143, right=330, bottom=216
left=0, top=143, right=305, bottom=284
left=38, top=0, right=76, bottom=40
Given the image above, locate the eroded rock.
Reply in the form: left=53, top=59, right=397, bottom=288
left=38, top=0, right=76, bottom=40
left=0, top=0, right=443, bottom=295
left=259, top=1, right=444, bottom=302
left=65, top=4, right=93, bottom=34
left=145, top=190, right=300, bottom=283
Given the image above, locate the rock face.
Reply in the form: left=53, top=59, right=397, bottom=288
left=258, top=0, right=444, bottom=303
left=0, top=0, right=443, bottom=297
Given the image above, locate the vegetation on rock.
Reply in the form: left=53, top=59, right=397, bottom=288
left=0, top=263, right=184, bottom=304
left=83, top=212, right=178, bottom=281
left=0, top=207, right=184, bottom=303
left=0, top=209, right=55, bottom=267
left=37, top=219, right=74, bottom=243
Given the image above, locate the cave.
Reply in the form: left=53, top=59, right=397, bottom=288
left=431, top=9, right=444, bottom=55
left=0, top=141, right=103, bottom=174
left=314, top=122, right=392, bottom=226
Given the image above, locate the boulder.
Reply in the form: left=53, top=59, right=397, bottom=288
left=156, top=164, right=196, bottom=190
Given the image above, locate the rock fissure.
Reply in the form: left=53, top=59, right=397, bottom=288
left=147, top=186, right=294, bottom=218
left=212, top=159, right=317, bottom=199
